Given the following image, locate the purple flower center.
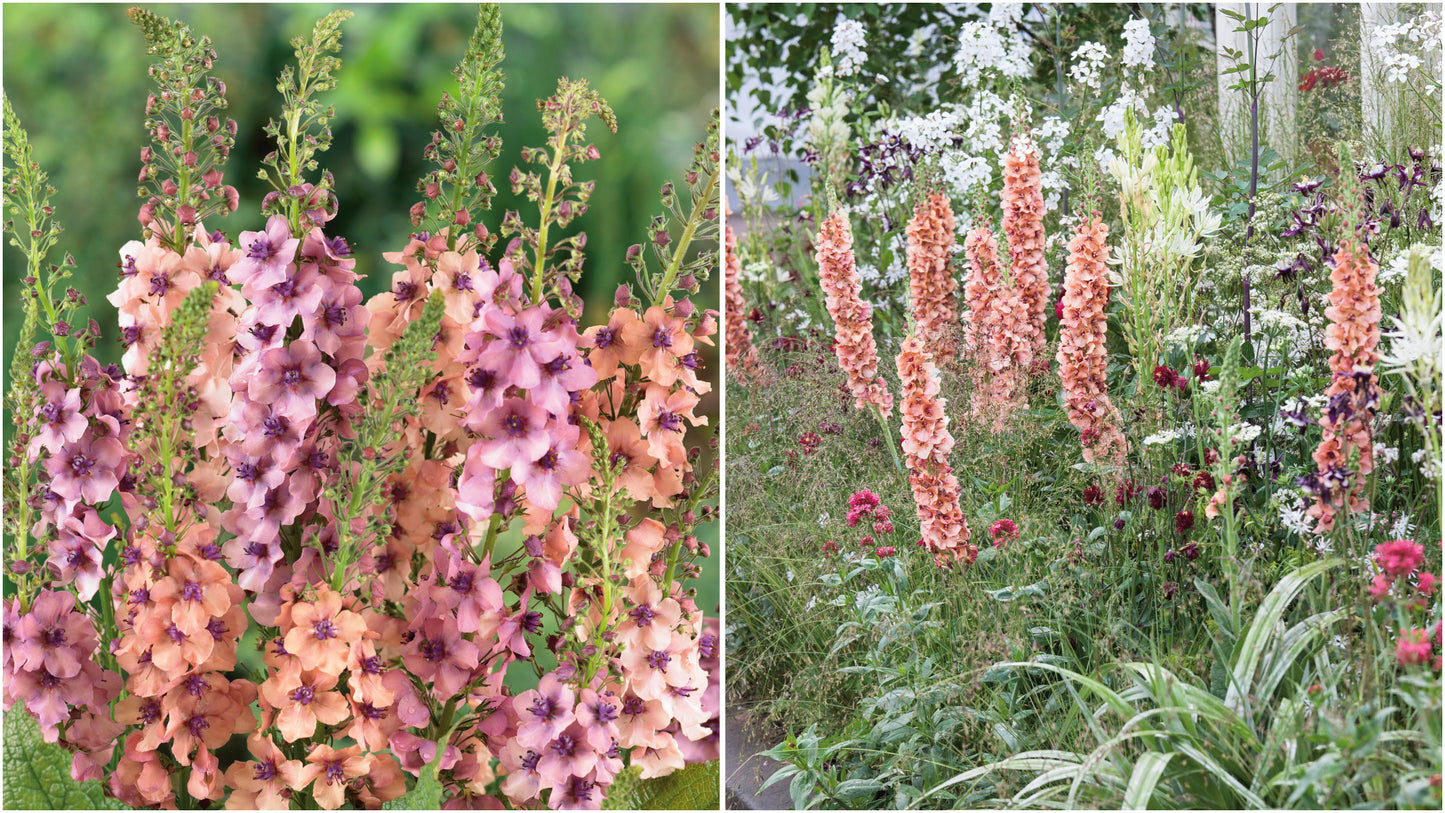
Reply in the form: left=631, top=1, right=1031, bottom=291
left=206, top=618, right=228, bottom=641
left=451, top=572, right=474, bottom=594
left=323, top=303, right=347, bottom=326
left=262, top=414, right=290, bottom=438
left=360, top=655, right=383, bottom=675
left=669, top=684, right=695, bottom=698
left=630, top=604, right=656, bottom=626
left=419, top=638, right=447, bottom=662
left=312, top=618, right=337, bottom=641
left=592, top=327, right=616, bottom=349
left=595, top=700, right=618, bottom=723
left=197, top=543, right=223, bottom=561
left=38, top=402, right=62, bottom=424
left=251, top=323, right=279, bottom=343
left=166, top=624, right=187, bottom=644
left=41, top=627, right=66, bottom=647
left=507, top=325, right=531, bottom=349
left=454, top=272, right=474, bottom=292
left=528, top=696, right=559, bottom=721
left=148, top=273, right=171, bottom=298
left=68, top=452, right=95, bottom=477
left=656, top=410, right=683, bottom=432
left=374, top=553, right=395, bottom=573
left=521, top=611, right=543, bottom=634
left=39, top=672, right=61, bottom=689
left=248, top=237, right=277, bottom=262
left=646, top=650, right=671, bottom=670
left=680, top=352, right=700, bottom=370
left=359, top=702, right=388, bottom=720
left=130, top=587, right=149, bottom=605
left=185, top=674, right=209, bottom=696
left=181, top=580, right=204, bottom=601
left=187, top=715, right=209, bottom=736
left=544, top=356, right=569, bottom=376
left=430, top=381, right=451, bottom=404
left=290, top=685, right=315, bottom=705
left=609, top=451, right=629, bottom=469
left=66, top=546, right=89, bottom=567
left=325, top=235, right=351, bottom=258
left=139, top=700, right=162, bottom=724
left=254, top=760, right=277, bottom=782
left=243, top=541, right=268, bottom=560
left=467, top=367, right=497, bottom=391
left=538, top=449, right=559, bottom=472
left=520, top=751, right=541, bottom=772
left=121, top=255, right=138, bottom=276
left=651, top=327, right=673, bottom=348
left=550, top=734, right=577, bottom=757
left=503, top=412, right=528, bottom=438
left=567, top=777, right=595, bottom=802
left=699, top=633, right=717, bottom=659
left=280, top=367, right=303, bottom=388
left=324, top=761, right=345, bottom=785
left=622, top=696, right=645, bottom=716
left=394, top=281, right=418, bottom=302
left=208, top=264, right=230, bottom=285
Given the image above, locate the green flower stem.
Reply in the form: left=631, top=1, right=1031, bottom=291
left=875, top=404, right=905, bottom=475
left=530, top=148, right=565, bottom=304
left=653, top=158, right=720, bottom=306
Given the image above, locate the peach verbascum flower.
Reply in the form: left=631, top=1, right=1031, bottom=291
left=1001, top=133, right=1050, bottom=367
left=816, top=209, right=893, bottom=415
left=961, top=223, right=1008, bottom=423
left=1306, top=236, right=1382, bottom=533
left=1056, top=213, right=1126, bottom=468
left=896, top=335, right=975, bottom=566
left=905, top=191, right=959, bottom=363
left=724, top=207, right=767, bottom=385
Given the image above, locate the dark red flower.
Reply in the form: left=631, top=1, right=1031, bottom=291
left=1083, top=484, right=1104, bottom=506
left=1175, top=509, right=1195, bottom=534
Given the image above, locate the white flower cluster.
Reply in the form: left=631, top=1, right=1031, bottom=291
left=1412, top=449, right=1441, bottom=480
left=1070, top=41, right=1109, bottom=91
left=1273, top=489, right=1315, bottom=536
left=1143, top=425, right=1198, bottom=446
left=1371, top=9, right=1443, bottom=85
left=831, top=18, right=867, bottom=78
left=1122, top=18, right=1156, bottom=70
left=953, top=14, right=1031, bottom=88
left=1164, top=323, right=1209, bottom=350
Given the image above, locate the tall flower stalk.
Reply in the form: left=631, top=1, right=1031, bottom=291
left=1001, top=133, right=1049, bottom=368
left=896, top=335, right=975, bottom=567
left=904, top=190, right=958, bottom=363
left=1057, top=213, right=1126, bottom=469
left=962, top=222, right=1003, bottom=421
left=724, top=203, right=766, bottom=385
left=816, top=206, right=900, bottom=469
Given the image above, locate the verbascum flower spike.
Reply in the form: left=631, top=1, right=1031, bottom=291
left=986, top=268, right=1031, bottom=432
left=1057, top=212, right=1126, bottom=468
left=962, top=222, right=1003, bottom=421
left=1307, top=236, right=1383, bottom=532
left=817, top=209, right=893, bottom=415
left=1001, top=133, right=1050, bottom=366
left=724, top=203, right=766, bottom=384
left=897, top=335, right=975, bottom=567
left=905, top=191, right=959, bottom=362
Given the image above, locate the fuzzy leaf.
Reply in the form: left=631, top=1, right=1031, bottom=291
left=3, top=711, right=125, bottom=810
left=602, top=761, right=720, bottom=810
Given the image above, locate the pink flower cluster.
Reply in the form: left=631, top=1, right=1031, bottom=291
left=905, top=191, right=958, bottom=363
left=1307, top=237, right=1382, bottom=533
left=1364, top=540, right=1441, bottom=670
left=896, top=335, right=975, bottom=567
left=845, top=488, right=894, bottom=535
left=817, top=210, right=893, bottom=415
left=1056, top=213, right=1126, bottom=468
left=1001, top=134, right=1050, bottom=368
left=724, top=207, right=766, bottom=385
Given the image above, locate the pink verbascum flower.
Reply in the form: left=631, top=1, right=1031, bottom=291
left=1307, top=237, right=1382, bottom=532
left=233, top=216, right=301, bottom=290
left=1056, top=212, right=1126, bottom=468
left=962, top=223, right=1004, bottom=420
left=897, top=335, right=975, bottom=565
left=905, top=191, right=959, bottom=363
left=816, top=209, right=893, bottom=415
left=1001, top=133, right=1050, bottom=365
left=248, top=340, right=336, bottom=422
left=724, top=207, right=766, bottom=385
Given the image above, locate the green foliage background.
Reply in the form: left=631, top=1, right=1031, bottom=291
left=1, top=2, right=721, bottom=611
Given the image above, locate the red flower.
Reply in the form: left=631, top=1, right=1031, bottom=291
left=1152, top=365, right=1179, bottom=389
left=1175, top=509, right=1194, bottom=534
left=1083, top=484, right=1104, bottom=506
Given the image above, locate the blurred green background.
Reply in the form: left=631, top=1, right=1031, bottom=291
left=1, top=3, right=720, bottom=611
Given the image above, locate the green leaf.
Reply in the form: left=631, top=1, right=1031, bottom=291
left=3, top=711, right=126, bottom=809
left=602, top=761, right=720, bottom=810
left=382, top=750, right=444, bottom=810
left=1122, top=751, right=1174, bottom=809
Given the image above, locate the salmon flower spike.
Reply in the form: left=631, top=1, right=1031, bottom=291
left=962, top=223, right=1004, bottom=421
left=905, top=191, right=959, bottom=363
left=1001, top=133, right=1050, bottom=365
left=816, top=209, right=893, bottom=415
left=896, top=335, right=975, bottom=565
left=1057, top=213, right=1127, bottom=468
left=1307, top=236, right=1382, bottom=533
left=724, top=206, right=767, bottom=385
